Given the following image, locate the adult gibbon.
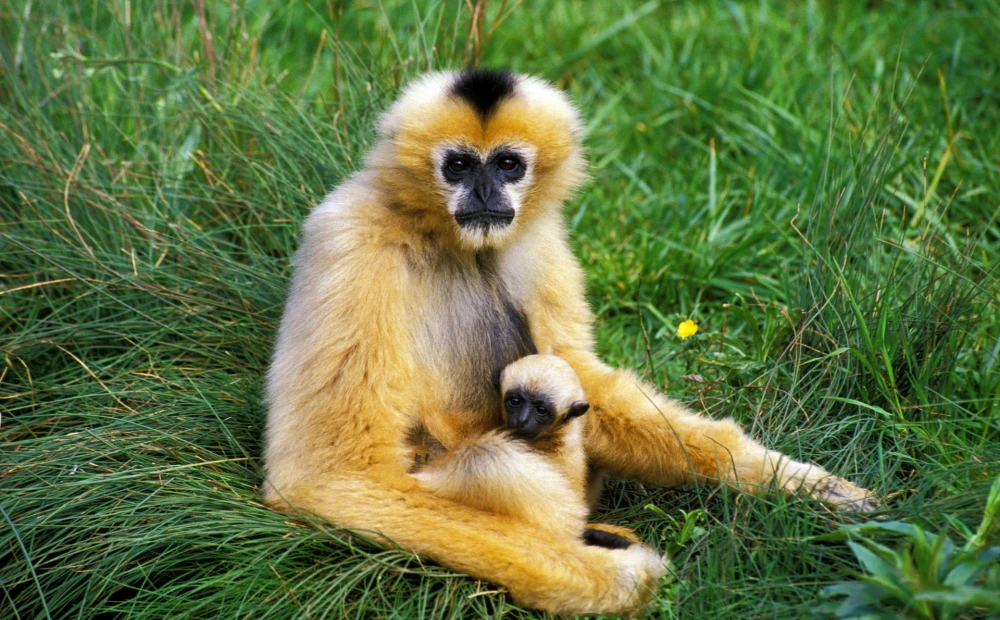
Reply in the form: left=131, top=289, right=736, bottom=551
left=263, top=69, right=876, bottom=616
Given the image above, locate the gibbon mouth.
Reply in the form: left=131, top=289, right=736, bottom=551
left=454, top=210, right=515, bottom=230
left=510, top=427, right=541, bottom=441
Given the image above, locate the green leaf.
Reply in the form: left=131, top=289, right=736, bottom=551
left=846, top=521, right=923, bottom=539
left=944, top=559, right=992, bottom=588
left=823, top=582, right=891, bottom=617
left=849, top=542, right=901, bottom=581
left=912, top=586, right=1000, bottom=611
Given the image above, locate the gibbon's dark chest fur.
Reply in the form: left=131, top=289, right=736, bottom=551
left=411, top=249, right=536, bottom=418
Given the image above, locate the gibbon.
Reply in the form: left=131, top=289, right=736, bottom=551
left=263, top=68, right=877, bottom=616
left=500, top=353, right=590, bottom=442
left=413, top=354, right=642, bottom=552
left=500, top=354, right=645, bottom=551
left=498, top=354, right=608, bottom=511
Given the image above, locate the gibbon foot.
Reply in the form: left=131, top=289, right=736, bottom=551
left=583, top=522, right=671, bottom=615
left=761, top=452, right=879, bottom=512
left=608, top=543, right=669, bottom=617
left=809, top=474, right=880, bottom=512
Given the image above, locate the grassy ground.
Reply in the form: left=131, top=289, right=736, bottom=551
left=2, top=1, right=998, bottom=617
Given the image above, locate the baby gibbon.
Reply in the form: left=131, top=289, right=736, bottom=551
left=413, top=355, right=643, bottom=552
left=412, top=355, right=594, bottom=542
left=500, top=354, right=646, bottom=550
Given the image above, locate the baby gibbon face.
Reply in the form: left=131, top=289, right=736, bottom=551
left=500, top=355, right=589, bottom=440
left=374, top=70, right=585, bottom=250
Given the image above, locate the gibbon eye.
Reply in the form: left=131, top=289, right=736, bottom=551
left=447, top=158, right=470, bottom=173
left=535, top=404, right=548, bottom=416
left=497, top=157, right=519, bottom=171
left=506, top=395, right=522, bottom=407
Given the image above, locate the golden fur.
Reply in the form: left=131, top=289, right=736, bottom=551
left=263, top=70, right=876, bottom=616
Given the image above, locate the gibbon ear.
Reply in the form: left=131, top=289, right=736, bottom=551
left=567, top=400, right=590, bottom=419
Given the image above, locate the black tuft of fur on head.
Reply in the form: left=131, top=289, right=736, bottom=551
left=452, top=68, right=517, bottom=121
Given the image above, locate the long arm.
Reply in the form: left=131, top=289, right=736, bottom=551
left=524, top=227, right=876, bottom=510
left=563, top=349, right=874, bottom=509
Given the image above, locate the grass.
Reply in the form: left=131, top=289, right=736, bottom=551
left=1, top=0, right=998, bottom=617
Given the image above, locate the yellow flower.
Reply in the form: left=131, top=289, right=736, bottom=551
left=677, top=319, right=698, bottom=339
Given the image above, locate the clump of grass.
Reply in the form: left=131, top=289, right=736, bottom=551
left=2, top=1, right=998, bottom=618
left=823, top=475, right=1000, bottom=619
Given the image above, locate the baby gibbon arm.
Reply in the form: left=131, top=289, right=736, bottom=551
left=526, top=234, right=877, bottom=511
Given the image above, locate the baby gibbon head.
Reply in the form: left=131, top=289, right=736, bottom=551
left=500, top=354, right=589, bottom=441
left=371, top=69, right=586, bottom=250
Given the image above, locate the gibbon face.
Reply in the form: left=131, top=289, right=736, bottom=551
left=501, top=355, right=590, bottom=440
left=503, top=387, right=589, bottom=440
left=373, top=69, right=586, bottom=250
left=438, top=142, right=528, bottom=235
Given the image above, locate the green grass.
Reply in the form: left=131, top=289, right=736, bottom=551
left=2, top=0, right=998, bottom=617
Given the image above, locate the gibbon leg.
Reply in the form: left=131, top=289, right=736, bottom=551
left=560, top=351, right=877, bottom=511
left=271, top=473, right=666, bottom=617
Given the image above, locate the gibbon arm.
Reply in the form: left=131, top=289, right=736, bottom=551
left=527, top=234, right=876, bottom=510
left=576, top=353, right=875, bottom=509
left=564, top=351, right=823, bottom=489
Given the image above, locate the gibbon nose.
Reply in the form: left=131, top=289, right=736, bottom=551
left=473, top=179, right=494, bottom=205
left=512, top=410, right=540, bottom=439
